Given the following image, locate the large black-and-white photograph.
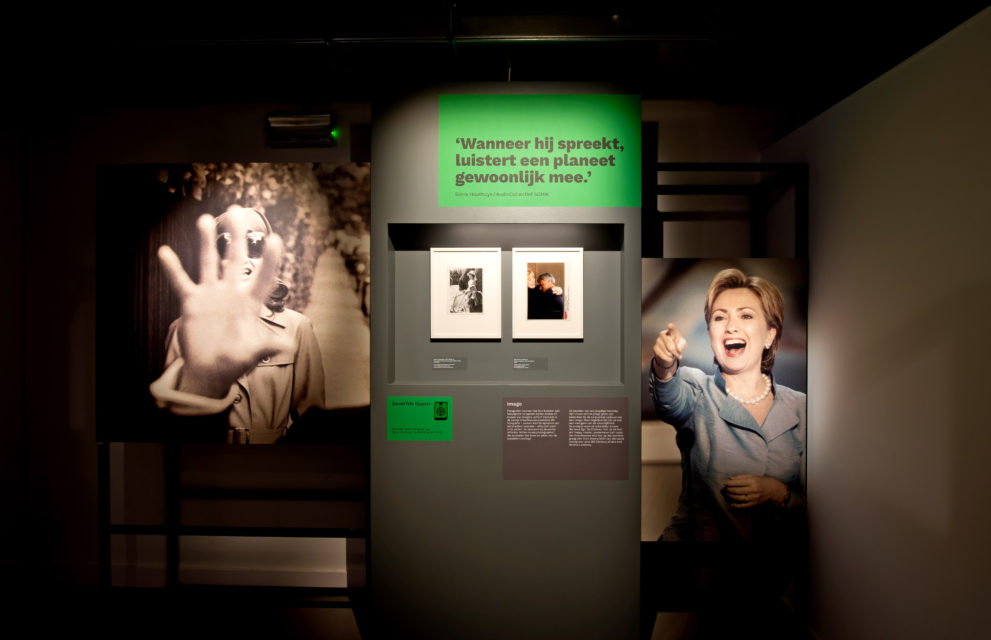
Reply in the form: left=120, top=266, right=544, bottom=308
left=447, top=268, right=484, bottom=314
left=98, top=163, right=370, bottom=444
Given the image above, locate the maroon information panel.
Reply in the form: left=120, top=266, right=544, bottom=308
left=503, top=396, right=628, bottom=480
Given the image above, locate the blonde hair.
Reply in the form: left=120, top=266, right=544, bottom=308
left=704, top=268, right=784, bottom=373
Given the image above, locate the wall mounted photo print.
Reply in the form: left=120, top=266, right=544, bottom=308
left=430, top=247, right=502, bottom=339
left=640, top=258, right=807, bottom=620
left=97, top=162, right=371, bottom=444
left=512, top=247, right=584, bottom=339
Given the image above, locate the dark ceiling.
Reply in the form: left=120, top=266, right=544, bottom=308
left=13, top=2, right=990, bottom=135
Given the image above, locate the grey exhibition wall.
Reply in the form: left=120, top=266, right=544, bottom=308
left=369, top=84, right=643, bottom=639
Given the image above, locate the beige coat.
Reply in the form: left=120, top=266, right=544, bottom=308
left=156, top=308, right=326, bottom=444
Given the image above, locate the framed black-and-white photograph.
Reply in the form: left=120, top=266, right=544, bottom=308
left=430, top=247, right=502, bottom=339
left=512, top=247, right=584, bottom=339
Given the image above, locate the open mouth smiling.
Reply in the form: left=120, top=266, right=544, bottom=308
left=723, top=338, right=746, bottom=356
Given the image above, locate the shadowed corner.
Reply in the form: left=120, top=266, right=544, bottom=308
left=280, top=406, right=371, bottom=446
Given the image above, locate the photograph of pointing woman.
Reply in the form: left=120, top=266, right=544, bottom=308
left=649, top=265, right=806, bottom=543
left=641, top=259, right=807, bottom=633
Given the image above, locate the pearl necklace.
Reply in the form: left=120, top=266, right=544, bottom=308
left=726, top=373, right=772, bottom=405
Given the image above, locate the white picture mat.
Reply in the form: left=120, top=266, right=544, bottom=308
left=512, top=247, right=584, bottom=339
left=430, top=247, right=502, bottom=339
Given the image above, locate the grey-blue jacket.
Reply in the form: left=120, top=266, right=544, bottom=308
left=649, top=365, right=806, bottom=542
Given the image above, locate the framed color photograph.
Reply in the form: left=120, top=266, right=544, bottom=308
left=430, top=247, right=502, bottom=339
left=512, top=247, right=584, bottom=339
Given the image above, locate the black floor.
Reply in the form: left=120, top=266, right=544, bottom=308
left=641, top=541, right=815, bottom=640
left=17, top=585, right=370, bottom=639
left=18, top=576, right=814, bottom=639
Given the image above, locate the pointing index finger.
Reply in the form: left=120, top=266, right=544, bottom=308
left=665, top=323, right=686, bottom=357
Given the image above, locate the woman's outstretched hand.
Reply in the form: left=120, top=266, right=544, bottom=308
left=157, top=210, right=291, bottom=398
left=652, top=322, right=687, bottom=381
left=723, top=475, right=790, bottom=508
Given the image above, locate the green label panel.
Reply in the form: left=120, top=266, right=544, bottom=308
left=439, top=94, right=641, bottom=207
left=387, top=396, right=454, bottom=441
